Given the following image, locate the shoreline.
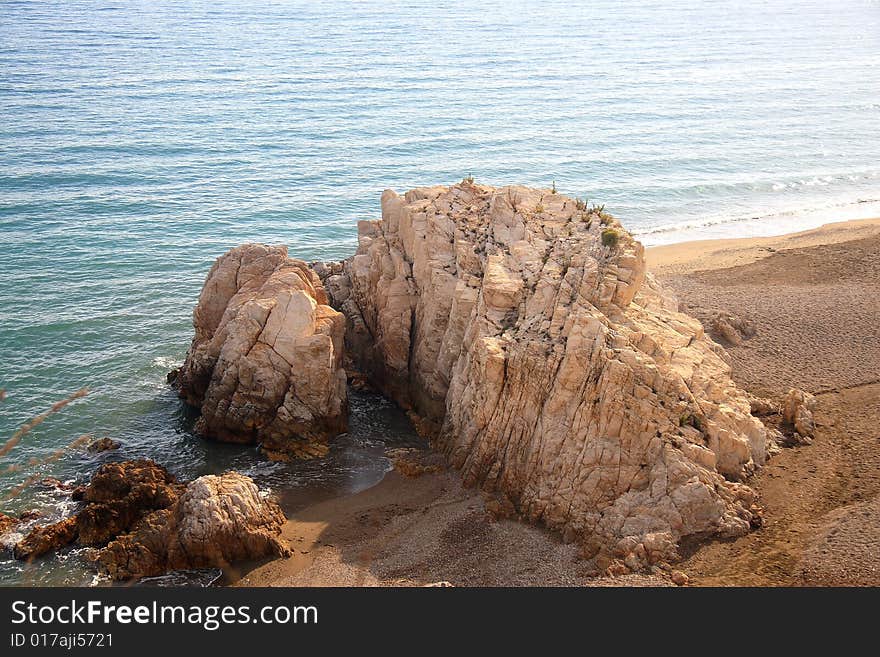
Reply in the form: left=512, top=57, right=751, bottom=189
left=645, top=216, right=880, bottom=273
left=634, top=199, right=880, bottom=249
left=235, top=215, right=880, bottom=587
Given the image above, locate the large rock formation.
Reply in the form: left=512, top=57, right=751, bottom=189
left=323, top=181, right=767, bottom=571
left=12, top=460, right=289, bottom=580
left=176, top=244, right=347, bottom=458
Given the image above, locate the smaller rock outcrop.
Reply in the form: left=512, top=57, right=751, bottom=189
left=783, top=388, right=817, bottom=443
left=0, top=512, right=21, bottom=537
left=11, top=460, right=289, bottom=580
left=86, top=437, right=121, bottom=453
left=94, top=472, right=290, bottom=580
left=749, top=396, right=779, bottom=417
left=13, top=517, right=78, bottom=561
left=75, top=460, right=183, bottom=545
left=175, top=244, right=347, bottom=458
left=711, top=312, right=756, bottom=346
left=39, top=477, right=76, bottom=492
left=385, top=448, right=445, bottom=478
left=13, top=460, right=182, bottom=559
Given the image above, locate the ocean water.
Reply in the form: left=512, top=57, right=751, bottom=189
left=1, top=0, right=879, bottom=585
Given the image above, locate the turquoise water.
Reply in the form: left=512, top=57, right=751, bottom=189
left=1, top=0, right=879, bottom=584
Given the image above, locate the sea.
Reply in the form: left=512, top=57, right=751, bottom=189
left=1, top=0, right=879, bottom=585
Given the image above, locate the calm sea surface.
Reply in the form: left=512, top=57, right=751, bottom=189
left=1, top=0, right=879, bottom=584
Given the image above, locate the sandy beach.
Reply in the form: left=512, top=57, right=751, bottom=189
left=235, top=217, right=880, bottom=587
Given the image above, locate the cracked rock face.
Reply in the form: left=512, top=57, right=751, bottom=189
left=177, top=244, right=347, bottom=457
left=324, top=181, right=768, bottom=570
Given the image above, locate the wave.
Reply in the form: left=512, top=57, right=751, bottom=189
left=152, top=356, right=183, bottom=370
left=635, top=196, right=880, bottom=244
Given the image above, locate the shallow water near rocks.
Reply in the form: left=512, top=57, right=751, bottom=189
left=0, top=388, right=424, bottom=587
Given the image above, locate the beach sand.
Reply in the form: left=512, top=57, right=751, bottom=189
left=236, top=217, right=880, bottom=587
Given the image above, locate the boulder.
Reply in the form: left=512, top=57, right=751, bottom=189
left=783, top=388, right=817, bottom=441
left=176, top=244, right=347, bottom=457
left=13, top=517, right=78, bottom=560
left=0, top=512, right=19, bottom=536
left=86, top=437, right=121, bottom=453
left=94, top=472, right=290, bottom=580
left=325, top=182, right=767, bottom=570
left=749, top=396, right=779, bottom=417
left=14, top=460, right=182, bottom=557
left=12, top=461, right=289, bottom=581
left=75, top=459, right=183, bottom=545
left=386, top=447, right=445, bottom=478
left=38, top=477, right=76, bottom=491
left=710, top=312, right=756, bottom=346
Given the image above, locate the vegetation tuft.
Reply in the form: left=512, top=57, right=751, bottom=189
left=601, top=228, right=620, bottom=248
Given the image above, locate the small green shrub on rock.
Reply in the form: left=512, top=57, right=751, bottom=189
left=601, top=228, right=620, bottom=248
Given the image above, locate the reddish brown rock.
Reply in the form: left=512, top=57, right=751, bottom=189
left=14, top=460, right=181, bottom=559
left=38, top=477, right=79, bottom=492
left=13, top=517, right=78, bottom=560
left=75, top=459, right=182, bottom=545
left=13, top=461, right=289, bottom=582
left=671, top=570, right=689, bottom=586
left=94, top=472, right=291, bottom=580
left=0, top=512, right=18, bottom=536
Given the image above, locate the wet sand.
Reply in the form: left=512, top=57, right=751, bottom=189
left=238, top=217, right=880, bottom=587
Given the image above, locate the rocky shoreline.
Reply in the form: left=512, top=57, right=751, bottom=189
left=4, top=184, right=875, bottom=585
left=173, top=181, right=774, bottom=577
left=237, top=215, right=880, bottom=587
left=6, top=460, right=289, bottom=581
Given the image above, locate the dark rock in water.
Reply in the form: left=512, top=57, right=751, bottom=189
left=86, top=437, right=121, bottom=453
left=94, top=472, right=290, bottom=580
left=166, top=368, right=179, bottom=386
left=38, top=477, right=76, bottom=491
left=12, top=459, right=290, bottom=582
left=0, top=512, right=19, bottom=536
left=0, top=509, right=45, bottom=549
left=76, top=459, right=183, bottom=545
left=17, top=510, right=43, bottom=522
left=14, top=459, right=182, bottom=557
left=13, top=517, right=78, bottom=560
